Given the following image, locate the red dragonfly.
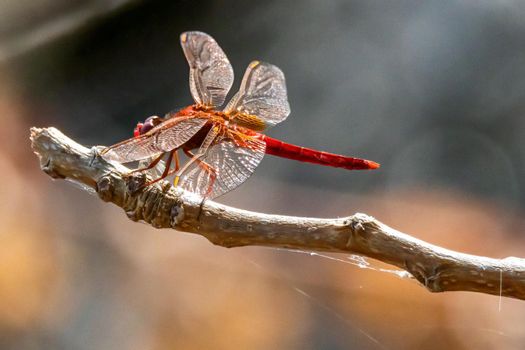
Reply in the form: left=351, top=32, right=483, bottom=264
left=101, top=31, right=379, bottom=199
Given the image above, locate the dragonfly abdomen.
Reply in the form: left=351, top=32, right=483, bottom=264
left=259, top=135, right=380, bottom=170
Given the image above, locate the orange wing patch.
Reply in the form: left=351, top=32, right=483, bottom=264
left=232, top=113, right=266, bottom=131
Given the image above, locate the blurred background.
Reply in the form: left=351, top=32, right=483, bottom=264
left=1, top=0, right=525, bottom=349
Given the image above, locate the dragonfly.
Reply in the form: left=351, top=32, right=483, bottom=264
left=101, top=31, right=379, bottom=199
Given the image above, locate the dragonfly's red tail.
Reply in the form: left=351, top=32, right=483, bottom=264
left=256, top=134, right=380, bottom=170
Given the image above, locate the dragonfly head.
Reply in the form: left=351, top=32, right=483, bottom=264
left=133, top=116, right=161, bottom=137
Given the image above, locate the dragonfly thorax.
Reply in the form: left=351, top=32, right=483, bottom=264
left=175, top=104, right=266, bottom=132
left=226, top=111, right=266, bottom=131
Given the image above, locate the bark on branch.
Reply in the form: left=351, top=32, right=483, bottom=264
left=30, top=127, right=525, bottom=300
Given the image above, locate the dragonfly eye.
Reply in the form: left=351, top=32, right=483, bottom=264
left=139, top=116, right=161, bottom=135
left=144, top=116, right=158, bottom=124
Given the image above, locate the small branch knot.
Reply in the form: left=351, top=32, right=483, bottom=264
left=42, top=158, right=65, bottom=179
left=97, top=175, right=115, bottom=202
left=126, top=173, right=148, bottom=194
left=170, top=203, right=184, bottom=227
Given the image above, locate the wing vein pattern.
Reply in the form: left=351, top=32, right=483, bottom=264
left=181, top=31, right=234, bottom=107
left=102, top=117, right=207, bottom=163
left=179, top=134, right=266, bottom=198
left=225, top=61, right=290, bottom=127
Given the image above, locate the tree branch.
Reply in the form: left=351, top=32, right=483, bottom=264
left=30, top=127, right=525, bottom=300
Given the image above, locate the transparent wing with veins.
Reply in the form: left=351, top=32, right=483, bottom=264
left=180, top=31, right=234, bottom=107
left=179, top=132, right=266, bottom=199
left=225, top=61, right=290, bottom=128
left=101, top=117, right=207, bottom=163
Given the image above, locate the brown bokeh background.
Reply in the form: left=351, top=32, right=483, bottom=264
left=1, top=1, right=525, bottom=349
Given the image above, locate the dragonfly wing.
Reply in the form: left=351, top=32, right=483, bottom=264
left=179, top=134, right=266, bottom=199
left=225, top=61, right=290, bottom=128
left=154, top=117, right=208, bottom=152
left=180, top=31, right=234, bottom=107
left=102, top=117, right=207, bottom=163
left=102, top=135, right=164, bottom=163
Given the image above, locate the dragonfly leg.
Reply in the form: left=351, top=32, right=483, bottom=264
left=173, top=148, right=205, bottom=186
left=143, top=167, right=181, bottom=187
left=129, top=152, right=165, bottom=174
left=173, top=125, right=220, bottom=187
left=174, top=150, right=180, bottom=171
left=181, top=149, right=217, bottom=196
left=143, top=150, right=176, bottom=187
left=201, top=162, right=217, bottom=196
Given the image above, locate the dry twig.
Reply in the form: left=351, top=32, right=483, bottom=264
left=30, top=127, right=525, bottom=300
